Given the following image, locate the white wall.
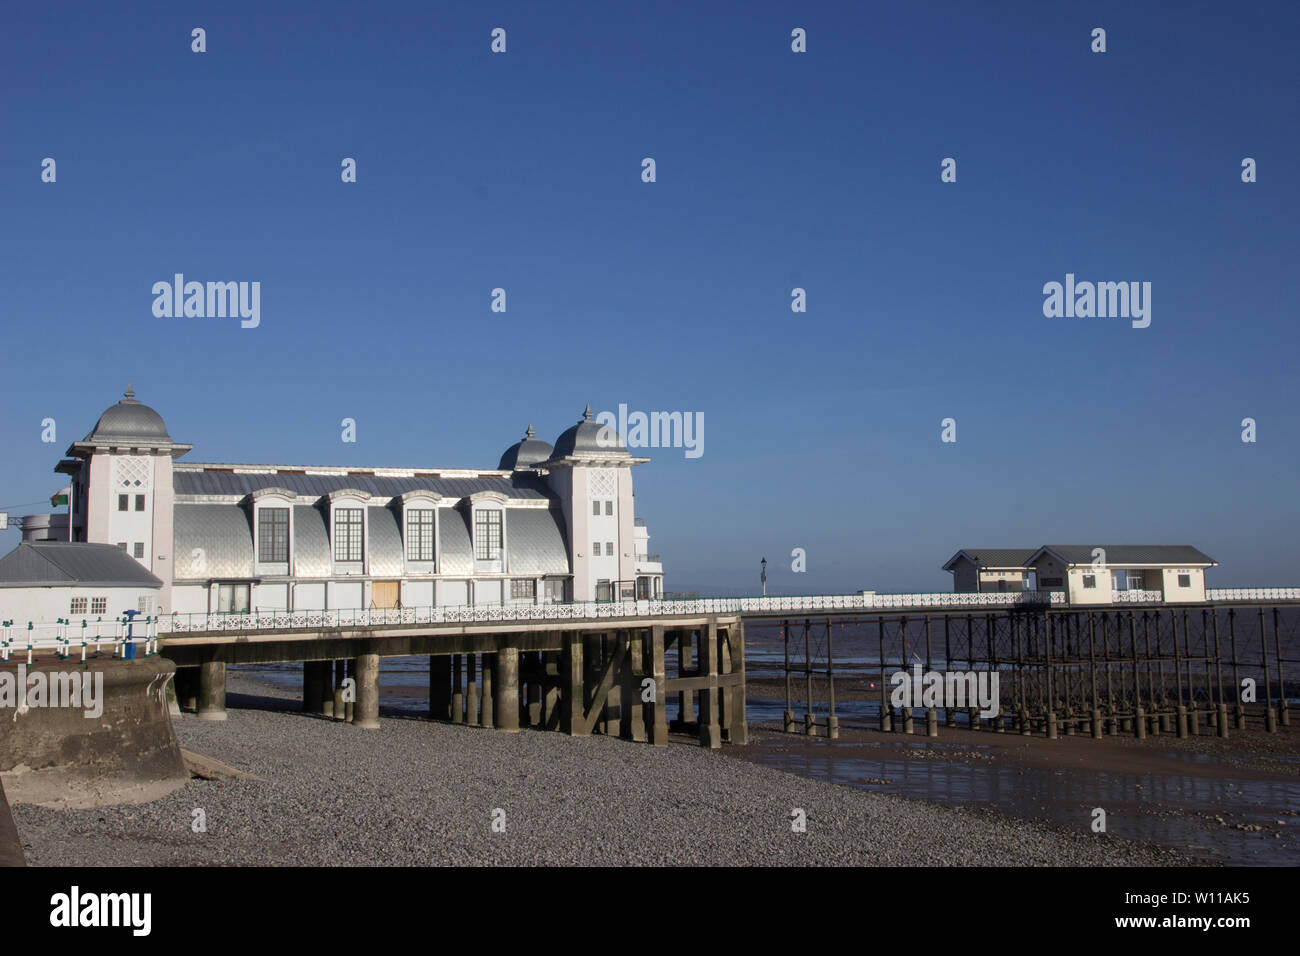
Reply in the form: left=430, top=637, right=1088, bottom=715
left=0, top=584, right=160, bottom=626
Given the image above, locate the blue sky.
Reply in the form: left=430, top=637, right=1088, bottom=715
left=2, top=0, right=1297, bottom=593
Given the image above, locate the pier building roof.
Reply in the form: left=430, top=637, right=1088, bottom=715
left=0, top=542, right=163, bottom=589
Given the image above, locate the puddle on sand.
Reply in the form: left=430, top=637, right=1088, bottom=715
left=745, top=736, right=1300, bottom=866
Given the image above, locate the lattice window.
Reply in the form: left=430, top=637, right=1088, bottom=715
left=114, top=456, right=152, bottom=490
left=70, top=597, right=88, bottom=615
left=590, top=469, right=616, bottom=498
left=91, top=597, right=107, bottom=615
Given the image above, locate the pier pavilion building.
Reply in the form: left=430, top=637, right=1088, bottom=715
left=37, top=388, right=666, bottom=618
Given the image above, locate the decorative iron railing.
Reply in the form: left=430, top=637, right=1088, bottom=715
left=1112, top=589, right=1165, bottom=603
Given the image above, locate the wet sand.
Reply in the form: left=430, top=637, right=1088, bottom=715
left=731, top=720, right=1300, bottom=865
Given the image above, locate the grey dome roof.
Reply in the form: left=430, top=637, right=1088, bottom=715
left=550, top=405, right=628, bottom=459
left=497, top=424, right=555, bottom=470
left=83, top=385, right=172, bottom=443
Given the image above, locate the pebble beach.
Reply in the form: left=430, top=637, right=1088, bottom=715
left=12, top=674, right=1192, bottom=867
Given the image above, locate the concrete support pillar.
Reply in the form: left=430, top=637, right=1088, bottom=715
left=198, top=660, right=227, bottom=721
left=699, top=622, right=722, bottom=749
left=429, top=655, right=451, bottom=720
left=176, top=667, right=199, bottom=712
left=465, top=654, right=479, bottom=726
left=526, top=652, right=542, bottom=727
left=344, top=660, right=355, bottom=723
left=542, top=652, right=560, bottom=729
left=353, top=653, right=380, bottom=730
left=582, top=635, right=602, bottom=732
left=561, top=632, right=587, bottom=735
left=623, top=631, right=646, bottom=742
left=481, top=654, right=495, bottom=729
left=332, top=660, right=346, bottom=721
left=451, top=654, right=463, bottom=724
left=729, top=621, right=748, bottom=745
left=494, top=646, right=520, bottom=733
left=646, top=625, right=668, bottom=746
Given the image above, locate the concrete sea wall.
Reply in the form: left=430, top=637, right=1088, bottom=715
left=0, top=657, right=188, bottom=809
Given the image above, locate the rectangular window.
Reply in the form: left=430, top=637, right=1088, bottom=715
left=138, top=596, right=152, bottom=614
left=135, top=494, right=146, bottom=511
left=90, top=597, right=107, bottom=615
left=70, top=597, right=88, bottom=615
left=1082, top=574, right=1096, bottom=589
left=406, top=509, right=436, bottom=561
left=334, top=509, right=363, bottom=562
left=592, top=541, right=601, bottom=556
left=133, top=542, right=145, bottom=559
left=217, top=583, right=251, bottom=613
left=1178, top=573, right=1191, bottom=588
left=605, top=500, right=613, bottom=515
left=1128, top=574, right=1144, bottom=591
left=544, top=579, right=566, bottom=603
left=118, top=494, right=128, bottom=511
left=474, top=510, right=502, bottom=560
left=593, top=501, right=600, bottom=516
left=117, top=542, right=127, bottom=551
left=511, top=579, right=536, bottom=600
left=606, top=541, right=614, bottom=557
left=259, top=507, right=290, bottom=562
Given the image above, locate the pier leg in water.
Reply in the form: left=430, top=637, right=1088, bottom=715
left=353, top=653, right=380, bottom=730
left=494, top=646, right=520, bottom=733
left=646, top=625, right=668, bottom=746
left=430, top=655, right=451, bottom=720
left=198, top=661, right=227, bottom=721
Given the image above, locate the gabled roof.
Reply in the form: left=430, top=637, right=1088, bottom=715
left=0, top=542, right=162, bottom=589
left=1027, top=545, right=1217, bottom=567
left=943, top=549, right=1036, bottom=572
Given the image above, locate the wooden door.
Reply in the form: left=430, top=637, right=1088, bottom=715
left=372, top=580, right=400, bottom=608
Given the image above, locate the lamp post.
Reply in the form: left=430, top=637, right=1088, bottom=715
left=761, top=557, right=767, bottom=597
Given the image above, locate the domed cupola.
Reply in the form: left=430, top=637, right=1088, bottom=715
left=549, top=404, right=630, bottom=460
left=82, top=384, right=173, bottom=443
left=497, top=424, right=555, bottom=471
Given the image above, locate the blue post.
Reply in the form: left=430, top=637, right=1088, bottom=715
left=123, top=609, right=139, bottom=660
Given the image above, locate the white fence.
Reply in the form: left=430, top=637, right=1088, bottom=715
left=157, top=590, right=1067, bottom=636
left=1206, top=587, right=1300, bottom=603
left=0, top=616, right=160, bottom=662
